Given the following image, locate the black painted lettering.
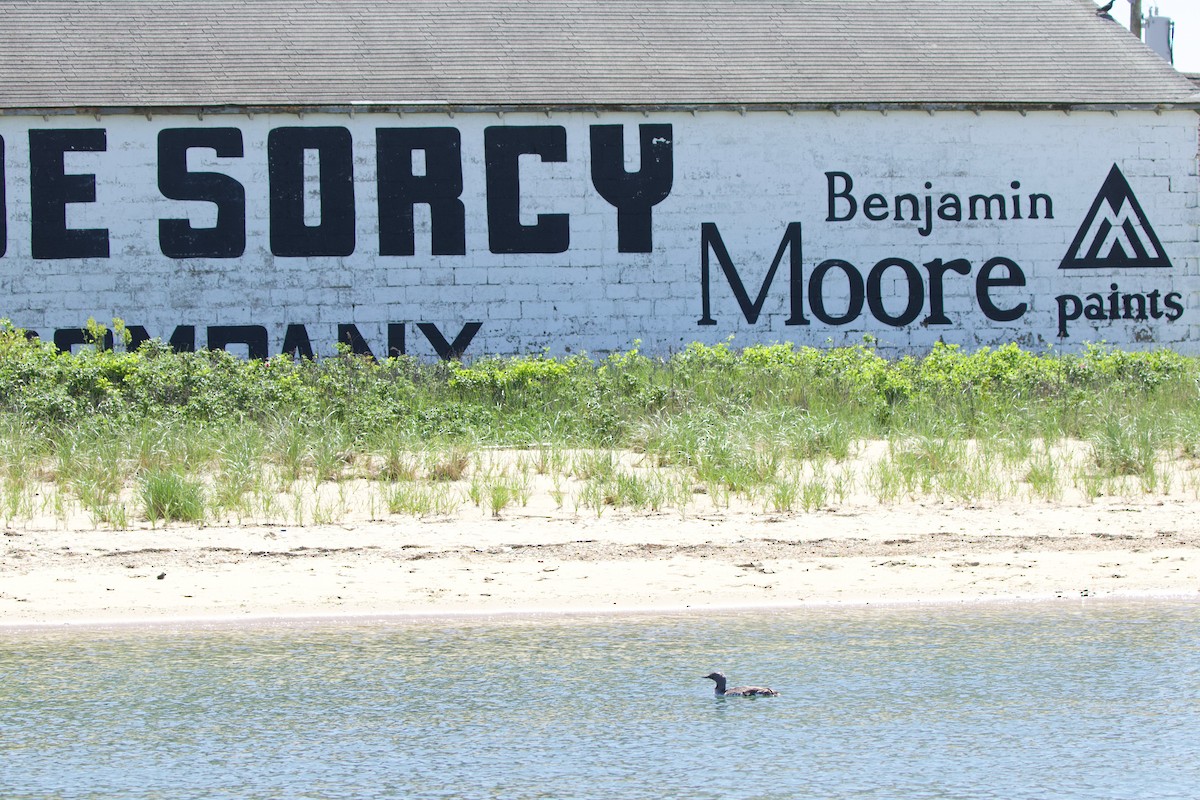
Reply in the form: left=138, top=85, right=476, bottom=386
left=808, top=259, right=865, bottom=326
left=698, top=222, right=807, bottom=326
left=417, top=321, right=483, bottom=360
left=208, top=325, right=268, bottom=359
left=1122, top=293, right=1148, bottom=321
left=1147, top=289, right=1165, bottom=319
left=968, top=194, right=1007, bottom=221
left=126, top=326, right=153, bottom=350
left=53, top=327, right=112, bottom=353
left=282, top=324, right=315, bottom=359
left=923, top=258, right=971, bottom=325
left=589, top=124, right=673, bottom=253
left=938, top=194, right=962, bottom=222
left=894, top=194, right=920, bottom=222
left=867, top=258, right=923, bottom=327
left=1028, top=193, right=1053, bottom=220
left=377, top=128, right=465, bottom=256
left=1165, top=292, right=1184, bottom=321
left=918, top=194, right=933, bottom=237
left=388, top=323, right=406, bottom=358
left=29, top=129, right=109, bottom=259
left=975, top=257, right=1026, bottom=322
left=484, top=126, right=568, bottom=254
left=826, top=172, right=856, bottom=221
left=158, top=128, right=246, bottom=258
left=125, top=325, right=196, bottom=353
left=338, top=324, right=375, bottom=358
left=268, top=127, right=355, bottom=257
left=863, top=194, right=888, bottom=221
left=1056, top=295, right=1082, bottom=337
left=168, top=325, right=197, bottom=353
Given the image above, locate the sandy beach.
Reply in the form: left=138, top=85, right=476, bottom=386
left=4, top=492, right=1199, bottom=626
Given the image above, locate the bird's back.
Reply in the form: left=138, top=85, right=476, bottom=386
left=724, top=685, right=779, bottom=697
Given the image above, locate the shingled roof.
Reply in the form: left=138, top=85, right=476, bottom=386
left=0, top=0, right=1196, bottom=113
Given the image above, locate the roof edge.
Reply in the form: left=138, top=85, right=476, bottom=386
left=3, top=101, right=1200, bottom=118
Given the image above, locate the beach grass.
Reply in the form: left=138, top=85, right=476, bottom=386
left=2, top=318, right=1199, bottom=528
left=141, top=469, right=206, bottom=525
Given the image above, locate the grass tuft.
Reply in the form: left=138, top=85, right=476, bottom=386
left=141, top=470, right=206, bottom=524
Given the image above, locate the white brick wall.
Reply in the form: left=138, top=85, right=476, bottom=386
left=0, top=109, right=1197, bottom=358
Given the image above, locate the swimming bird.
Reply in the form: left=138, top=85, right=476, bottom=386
left=703, top=671, right=779, bottom=697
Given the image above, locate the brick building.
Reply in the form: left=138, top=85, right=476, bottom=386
left=1, top=0, right=1197, bottom=358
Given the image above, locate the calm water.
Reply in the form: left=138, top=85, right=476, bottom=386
left=2, top=600, right=1198, bottom=800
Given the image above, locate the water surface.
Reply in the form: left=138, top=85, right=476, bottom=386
left=3, top=600, right=1198, bottom=799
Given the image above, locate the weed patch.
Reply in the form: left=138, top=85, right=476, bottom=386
left=2, top=323, right=1199, bottom=525
left=141, top=471, right=206, bottom=524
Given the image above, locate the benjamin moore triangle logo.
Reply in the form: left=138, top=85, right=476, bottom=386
left=1060, top=164, right=1171, bottom=270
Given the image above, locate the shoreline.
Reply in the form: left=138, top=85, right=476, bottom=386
left=4, top=495, right=1200, bottom=630
left=4, top=590, right=1199, bottom=633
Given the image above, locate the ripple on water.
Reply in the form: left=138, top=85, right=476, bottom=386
left=2, top=600, right=1199, bottom=800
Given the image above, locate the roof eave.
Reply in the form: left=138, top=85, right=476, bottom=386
left=4, top=100, right=1200, bottom=117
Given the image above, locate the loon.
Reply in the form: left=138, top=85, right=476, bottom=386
left=703, top=671, right=779, bottom=697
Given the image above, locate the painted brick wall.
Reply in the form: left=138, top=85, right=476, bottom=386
left=0, top=109, right=1197, bottom=358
